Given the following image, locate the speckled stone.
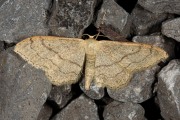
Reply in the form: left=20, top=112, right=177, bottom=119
left=0, top=47, right=52, bottom=120
left=0, top=0, right=50, bottom=43
left=103, top=101, right=146, bottom=120
left=52, top=94, right=99, bottom=120
left=138, top=0, right=180, bottom=14
left=131, top=5, right=168, bottom=35
left=94, top=0, right=131, bottom=40
left=37, top=103, right=52, bottom=120
left=157, top=59, right=180, bottom=120
left=48, top=0, right=97, bottom=38
left=162, top=18, right=180, bottom=42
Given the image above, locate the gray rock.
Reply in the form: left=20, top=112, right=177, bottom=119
left=37, top=103, right=52, bottom=120
left=108, top=66, right=160, bottom=103
left=0, top=47, right=52, bottom=120
left=52, top=94, right=99, bottom=120
left=48, top=85, right=72, bottom=108
left=0, top=0, right=50, bottom=43
left=162, top=18, right=180, bottom=42
left=94, top=0, right=131, bottom=40
left=131, top=5, right=168, bottom=35
left=80, top=79, right=104, bottom=100
left=48, top=0, right=97, bottom=38
left=157, top=59, right=180, bottom=120
left=103, top=101, right=145, bottom=120
left=132, top=35, right=175, bottom=59
left=138, top=0, right=180, bottom=14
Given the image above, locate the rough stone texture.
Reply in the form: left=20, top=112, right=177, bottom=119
left=0, top=47, right=52, bottom=120
left=108, top=66, right=159, bottom=103
left=48, top=0, right=97, bottom=38
left=138, top=0, right=180, bottom=14
left=48, top=85, right=72, bottom=108
left=131, top=5, right=168, bottom=35
left=162, top=18, right=180, bottom=42
left=103, top=101, right=145, bottom=120
left=0, top=0, right=50, bottom=43
left=80, top=79, right=104, bottom=100
left=132, top=35, right=175, bottom=60
left=157, top=59, right=180, bottom=120
left=37, top=103, right=52, bottom=120
left=94, top=0, right=131, bottom=40
left=52, top=94, right=99, bottom=120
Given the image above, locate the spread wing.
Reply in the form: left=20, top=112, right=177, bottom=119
left=14, top=36, right=85, bottom=86
left=94, top=40, right=168, bottom=89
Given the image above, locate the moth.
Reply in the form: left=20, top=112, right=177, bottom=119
left=14, top=35, right=168, bottom=90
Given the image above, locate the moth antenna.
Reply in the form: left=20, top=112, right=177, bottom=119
left=94, top=32, right=100, bottom=40
left=95, top=11, right=107, bottom=40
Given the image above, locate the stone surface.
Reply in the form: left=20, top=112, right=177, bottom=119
left=108, top=66, right=160, bottom=103
left=131, top=5, right=168, bottom=35
left=48, top=0, right=97, bottom=38
left=37, top=103, right=52, bottom=120
left=157, top=59, right=180, bottom=120
left=0, top=47, right=52, bottom=120
left=80, top=79, right=104, bottom=100
left=138, top=0, right=180, bottom=14
left=103, top=101, right=145, bottom=120
left=48, top=85, right=72, bottom=108
left=0, top=0, right=50, bottom=43
left=94, top=0, right=131, bottom=40
left=162, top=18, right=180, bottom=42
left=52, top=94, right=99, bottom=120
left=132, top=35, right=175, bottom=60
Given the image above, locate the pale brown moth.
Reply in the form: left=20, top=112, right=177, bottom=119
left=14, top=35, right=168, bottom=90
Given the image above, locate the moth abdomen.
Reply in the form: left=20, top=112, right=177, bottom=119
left=84, top=54, right=96, bottom=90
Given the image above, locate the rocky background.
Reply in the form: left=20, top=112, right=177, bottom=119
left=0, top=0, right=180, bottom=120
